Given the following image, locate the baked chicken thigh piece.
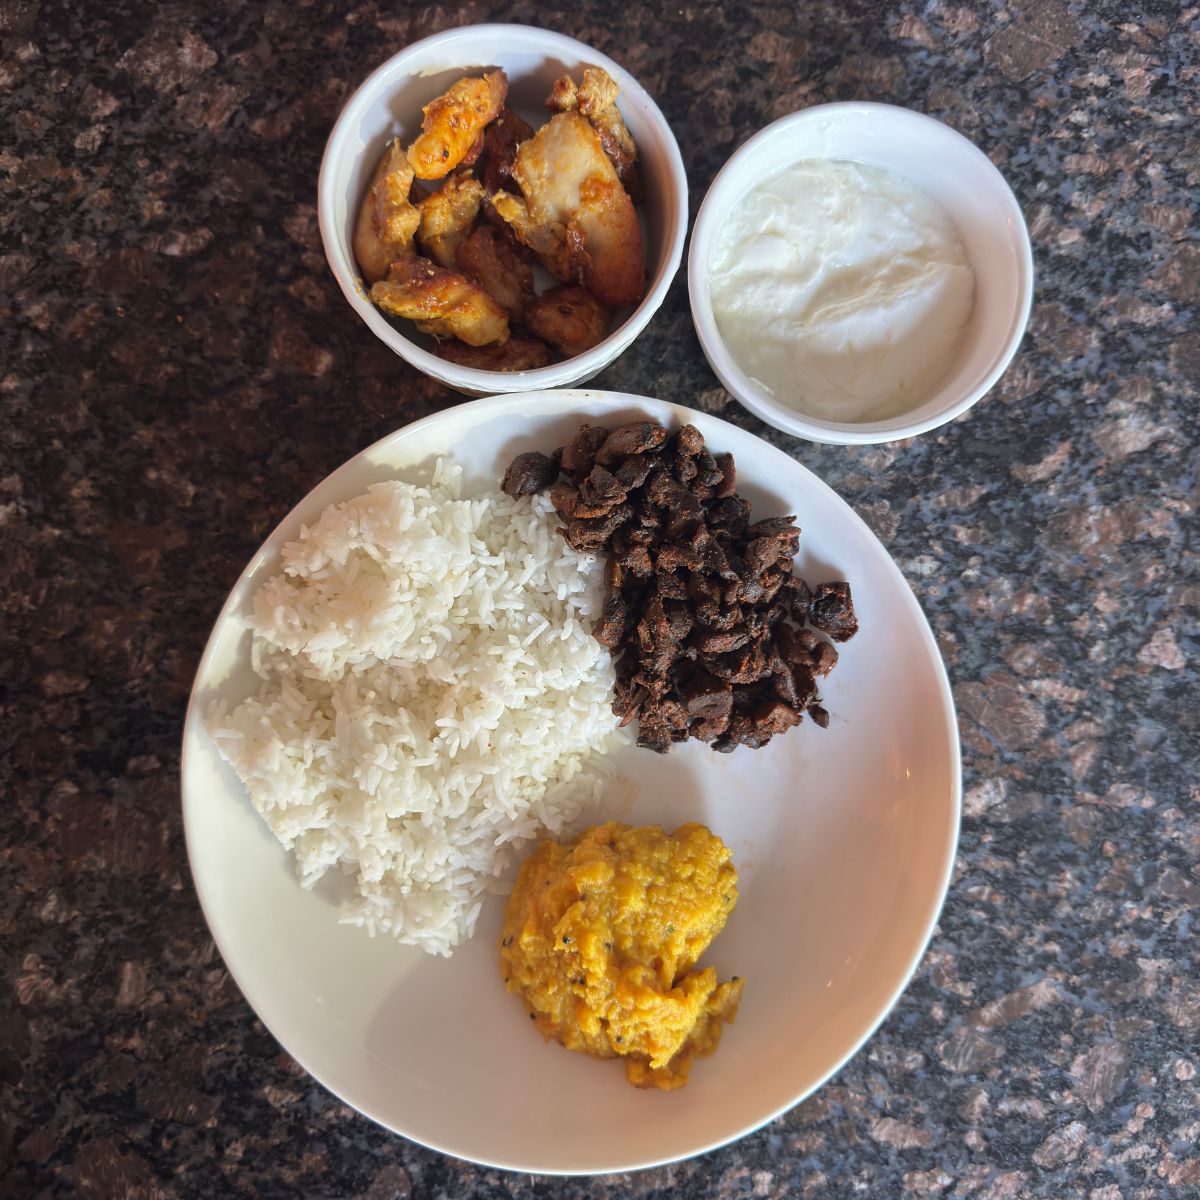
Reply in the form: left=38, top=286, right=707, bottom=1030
left=456, top=224, right=536, bottom=321
left=352, top=138, right=421, bottom=283
left=431, top=332, right=552, bottom=371
left=492, top=112, right=644, bottom=308
left=416, top=171, right=485, bottom=268
left=407, top=70, right=508, bottom=181
left=546, top=67, right=642, bottom=202
left=525, top=284, right=612, bottom=357
left=370, top=255, right=509, bottom=346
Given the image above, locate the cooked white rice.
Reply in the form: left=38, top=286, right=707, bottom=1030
left=207, top=459, right=625, bottom=956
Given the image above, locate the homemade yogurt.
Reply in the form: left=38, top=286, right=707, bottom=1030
left=708, top=159, right=975, bottom=423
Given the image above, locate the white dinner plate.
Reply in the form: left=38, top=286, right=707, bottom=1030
left=181, top=390, right=960, bottom=1174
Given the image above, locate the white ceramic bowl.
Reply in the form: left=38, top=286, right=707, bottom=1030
left=318, top=26, right=688, bottom=396
left=183, top=390, right=961, bottom=1173
left=689, top=103, right=1034, bottom=445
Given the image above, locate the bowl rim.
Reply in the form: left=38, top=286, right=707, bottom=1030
left=181, top=387, right=963, bottom=1173
left=687, top=101, right=1035, bottom=445
left=317, top=23, right=689, bottom=394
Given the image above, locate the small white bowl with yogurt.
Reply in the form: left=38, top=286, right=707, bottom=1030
left=688, top=103, right=1033, bottom=445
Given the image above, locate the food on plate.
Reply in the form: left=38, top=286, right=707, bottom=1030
left=500, top=821, right=743, bottom=1090
left=416, top=170, right=486, bottom=268
left=502, top=420, right=858, bottom=753
left=494, top=111, right=645, bottom=308
left=502, top=450, right=562, bottom=497
left=708, top=159, right=975, bottom=423
left=809, top=579, right=860, bottom=642
left=353, top=66, right=646, bottom=369
left=371, top=255, right=509, bottom=347
left=407, top=69, right=508, bottom=181
left=525, top=284, right=612, bottom=357
left=353, top=138, right=421, bottom=284
left=547, top=67, right=643, bottom=202
left=206, top=460, right=626, bottom=957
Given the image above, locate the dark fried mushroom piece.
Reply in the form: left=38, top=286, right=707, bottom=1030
left=675, top=424, right=705, bottom=456
left=578, top=464, right=626, bottom=507
left=811, top=640, right=839, bottom=677
left=809, top=581, right=859, bottom=642
left=561, top=424, right=609, bottom=477
left=502, top=450, right=559, bottom=498
left=595, top=422, right=668, bottom=465
left=713, top=452, right=736, bottom=497
left=680, top=666, right=733, bottom=721
left=592, top=588, right=629, bottom=651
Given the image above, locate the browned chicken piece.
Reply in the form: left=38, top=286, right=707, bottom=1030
left=456, top=224, right=536, bottom=321
left=493, top=112, right=645, bottom=308
left=370, top=255, right=509, bottom=346
left=490, top=191, right=572, bottom=280
left=525, top=284, right=612, bottom=357
left=478, top=107, right=535, bottom=194
left=407, top=70, right=509, bottom=181
left=416, top=171, right=485, bottom=268
left=353, top=138, right=421, bottom=283
left=432, top=333, right=552, bottom=372
left=546, top=68, right=643, bottom=203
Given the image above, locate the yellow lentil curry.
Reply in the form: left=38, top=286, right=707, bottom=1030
left=499, top=821, right=744, bottom=1089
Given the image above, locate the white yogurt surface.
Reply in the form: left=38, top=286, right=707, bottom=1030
left=708, top=159, right=976, bottom=423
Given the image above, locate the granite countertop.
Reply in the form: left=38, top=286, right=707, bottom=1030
left=3, top=0, right=1197, bottom=1196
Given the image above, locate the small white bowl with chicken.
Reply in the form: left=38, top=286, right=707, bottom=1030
left=318, top=24, right=688, bottom=395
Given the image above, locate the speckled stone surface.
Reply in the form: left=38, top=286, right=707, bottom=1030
left=2, top=0, right=1197, bottom=1196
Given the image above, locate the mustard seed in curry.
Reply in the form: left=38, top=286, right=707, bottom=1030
left=499, top=821, right=744, bottom=1089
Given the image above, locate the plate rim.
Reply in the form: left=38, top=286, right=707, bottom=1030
left=181, top=388, right=962, bottom=1174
